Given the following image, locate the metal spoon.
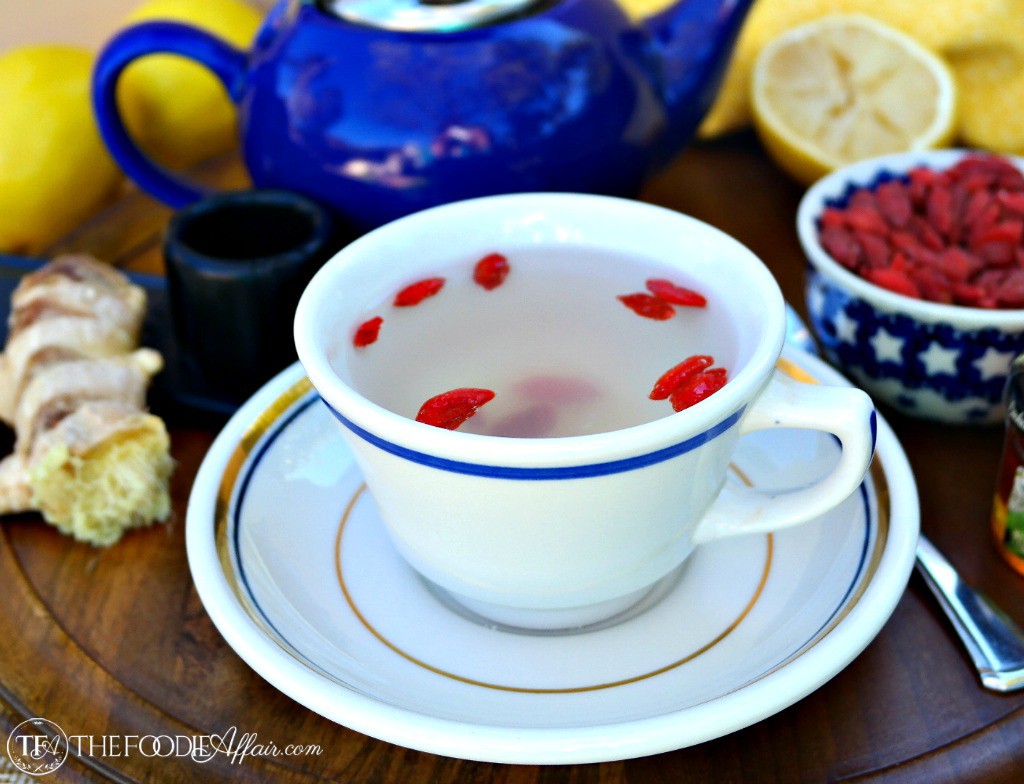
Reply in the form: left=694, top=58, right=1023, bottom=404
left=915, top=534, right=1024, bottom=692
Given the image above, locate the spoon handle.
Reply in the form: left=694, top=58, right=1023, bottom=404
left=915, top=534, right=1024, bottom=692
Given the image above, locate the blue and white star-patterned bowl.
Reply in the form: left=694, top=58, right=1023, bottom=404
left=797, top=149, right=1024, bottom=425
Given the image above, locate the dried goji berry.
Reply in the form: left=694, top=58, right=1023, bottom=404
left=394, top=277, right=445, bottom=306
left=669, top=368, right=728, bottom=412
left=857, top=232, right=891, bottom=269
left=998, top=171, right=1024, bottom=191
left=843, top=206, right=890, bottom=235
left=617, top=292, right=675, bottom=320
left=900, top=238, right=937, bottom=268
left=973, top=221, right=1024, bottom=246
left=972, top=270, right=1003, bottom=306
left=888, top=230, right=918, bottom=253
left=820, top=207, right=848, bottom=229
left=961, top=190, right=991, bottom=227
left=997, top=190, right=1024, bottom=216
left=415, top=388, right=495, bottom=430
left=906, top=175, right=928, bottom=209
left=649, top=355, right=713, bottom=400
left=910, top=265, right=953, bottom=304
left=977, top=243, right=1016, bottom=267
left=971, top=222, right=1019, bottom=266
left=864, top=267, right=920, bottom=298
left=889, top=251, right=911, bottom=274
left=945, top=183, right=969, bottom=244
left=645, top=278, right=708, bottom=307
left=960, top=172, right=997, bottom=194
left=908, top=167, right=943, bottom=207
left=951, top=282, right=987, bottom=307
left=936, top=247, right=981, bottom=283
left=926, top=185, right=955, bottom=239
left=353, top=316, right=383, bottom=348
left=911, top=216, right=945, bottom=251
left=1000, top=270, right=1024, bottom=307
left=849, top=190, right=879, bottom=211
left=875, top=180, right=912, bottom=227
left=967, top=203, right=1001, bottom=243
left=955, top=154, right=1021, bottom=181
left=820, top=226, right=863, bottom=270
left=976, top=268, right=1008, bottom=291
left=473, top=253, right=510, bottom=290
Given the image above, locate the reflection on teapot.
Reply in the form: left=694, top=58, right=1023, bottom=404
left=93, top=0, right=753, bottom=229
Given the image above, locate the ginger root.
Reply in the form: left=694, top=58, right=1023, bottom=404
left=0, top=255, right=173, bottom=545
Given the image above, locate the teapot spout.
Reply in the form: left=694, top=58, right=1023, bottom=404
left=642, top=0, right=754, bottom=160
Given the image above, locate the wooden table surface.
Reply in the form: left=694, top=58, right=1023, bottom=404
left=2, top=135, right=1024, bottom=783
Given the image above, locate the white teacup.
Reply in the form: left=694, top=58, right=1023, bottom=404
left=294, top=194, right=875, bottom=630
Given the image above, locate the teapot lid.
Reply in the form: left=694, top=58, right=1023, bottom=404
left=320, top=0, right=543, bottom=32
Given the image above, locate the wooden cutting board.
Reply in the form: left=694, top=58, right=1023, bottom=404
left=1, top=141, right=1023, bottom=784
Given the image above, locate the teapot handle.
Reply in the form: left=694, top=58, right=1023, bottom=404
left=92, top=21, right=249, bottom=208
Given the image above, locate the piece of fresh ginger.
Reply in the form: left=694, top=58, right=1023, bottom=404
left=0, top=255, right=173, bottom=545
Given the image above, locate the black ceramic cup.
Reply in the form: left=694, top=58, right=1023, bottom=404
left=164, top=189, right=341, bottom=406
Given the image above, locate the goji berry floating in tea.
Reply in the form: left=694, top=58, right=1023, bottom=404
left=394, top=277, right=446, bottom=307
left=473, top=253, right=510, bottom=290
left=353, top=316, right=383, bottom=348
left=670, top=367, right=728, bottom=412
left=415, top=388, right=496, bottom=430
left=645, top=278, right=708, bottom=307
left=818, top=153, right=1024, bottom=308
left=617, top=292, right=675, bottom=320
left=649, top=354, right=713, bottom=400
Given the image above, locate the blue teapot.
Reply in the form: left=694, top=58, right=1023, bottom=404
left=94, top=0, right=753, bottom=229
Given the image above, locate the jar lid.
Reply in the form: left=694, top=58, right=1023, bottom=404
left=321, top=0, right=542, bottom=32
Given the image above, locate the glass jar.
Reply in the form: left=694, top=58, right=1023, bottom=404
left=992, top=352, right=1024, bottom=577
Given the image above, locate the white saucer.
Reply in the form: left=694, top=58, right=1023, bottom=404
left=186, top=346, right=919, bottom=764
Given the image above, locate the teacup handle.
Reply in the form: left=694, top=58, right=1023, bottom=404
left=92, top=21, right=249, bottom=208
left=692, top=371, right=876, bottom=544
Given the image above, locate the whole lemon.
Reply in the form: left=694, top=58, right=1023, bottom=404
left=115, top=0, right=263, bottom=171
left=0, top=46, right=123, bottom=255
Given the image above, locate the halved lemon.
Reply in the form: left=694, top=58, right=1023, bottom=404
left=751, top=14, right=957, bottom=185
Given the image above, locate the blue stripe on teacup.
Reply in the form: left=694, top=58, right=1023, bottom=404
left=321, top=398, right=746, bottom=480
left=869, top=410, right=878, bottom=456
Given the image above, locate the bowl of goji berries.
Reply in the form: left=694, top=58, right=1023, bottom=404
left=797, top=149, right=1024, bottom=424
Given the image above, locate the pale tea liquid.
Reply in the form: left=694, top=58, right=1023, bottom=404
left=346, top=247, right=739, bottom=437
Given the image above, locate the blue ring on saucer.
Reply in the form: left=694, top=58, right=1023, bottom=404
left=321, top=398, right=746, bottom=480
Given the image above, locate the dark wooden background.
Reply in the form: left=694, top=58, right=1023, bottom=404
left=1, top=134, right=1023, bottom=782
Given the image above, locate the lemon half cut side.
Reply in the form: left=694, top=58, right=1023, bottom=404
left=751, top=14, right=957, bottom=185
